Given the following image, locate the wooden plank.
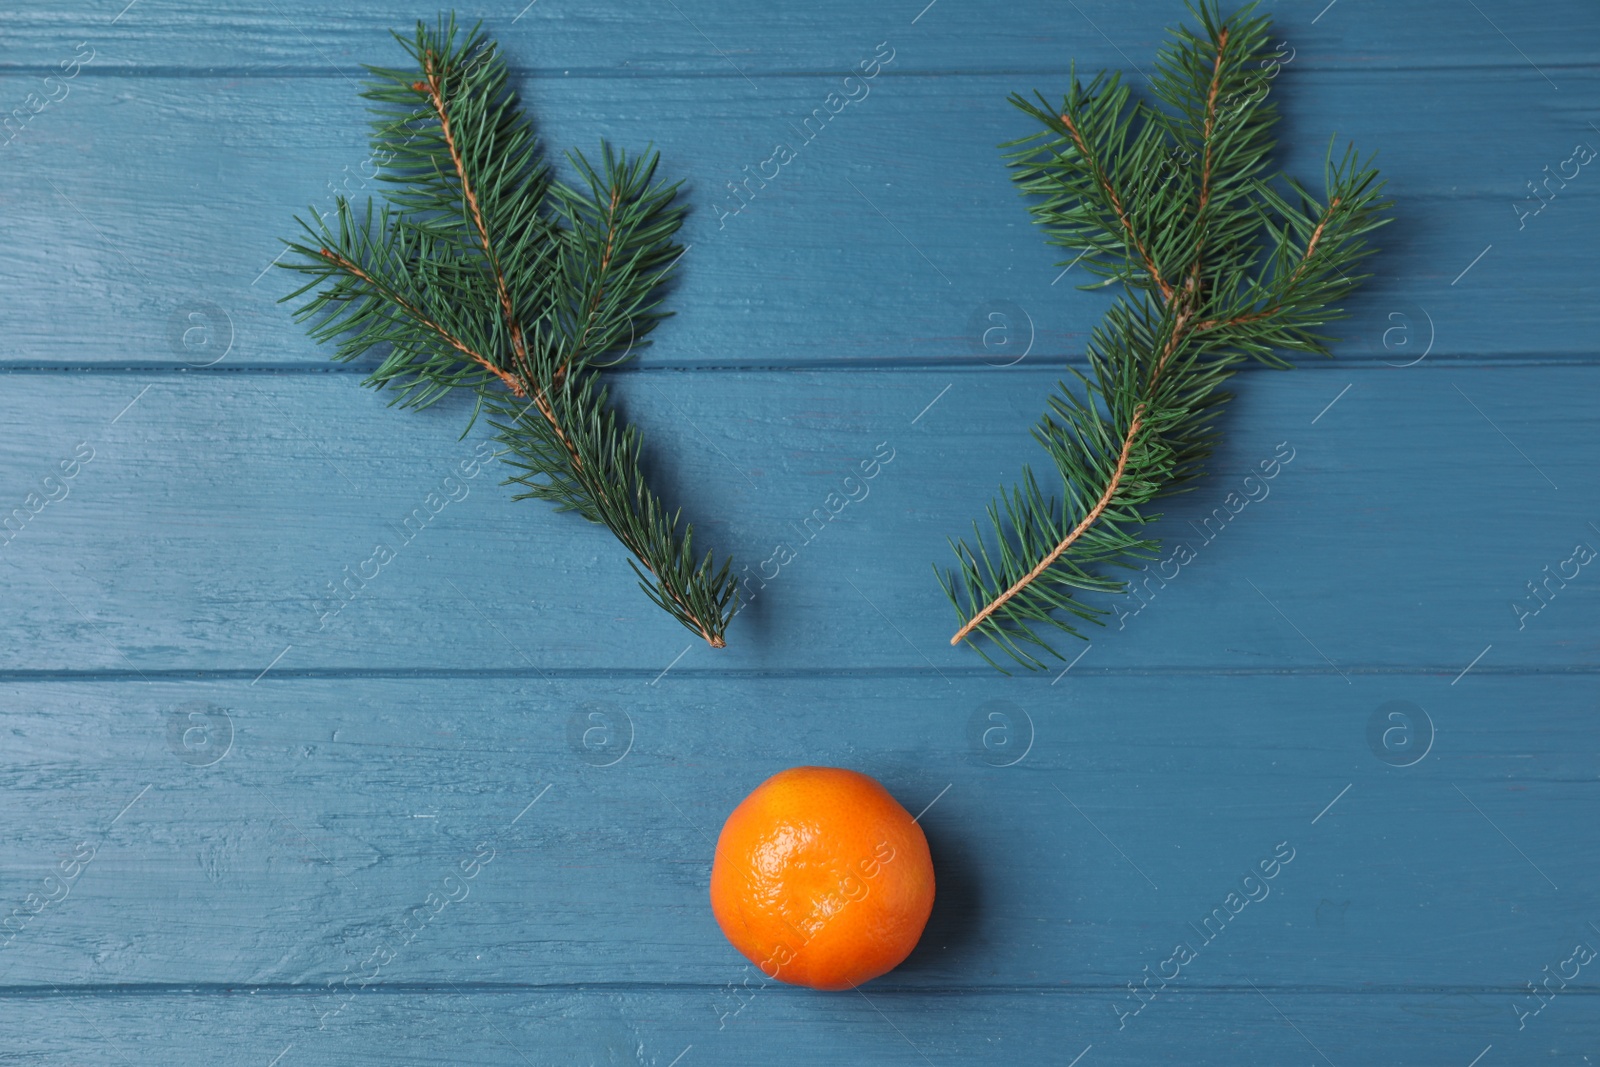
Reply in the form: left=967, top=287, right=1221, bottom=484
left=1, top=69, right=1595, bottom=366
left=0, top=367, right=1593, bottom=674
left=0, top=987, right=1591, bottom=1066
left=0, top=0, right=1592, bottom=73
left=0, top=674, right=1593, bottom=999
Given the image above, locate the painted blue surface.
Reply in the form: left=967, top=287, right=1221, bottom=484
left=0, top=1, right=1597, bottom=1064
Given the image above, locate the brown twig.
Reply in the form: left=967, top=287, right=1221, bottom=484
left=951, top=405, right=1146, bottom=646
left=570, top=184, right=623, bottom=362
left=1197, top=28, right=1229, bottom=215
left=1288, top=196, right=1339, bottom=284
left=1151, top=281, right=1195, bottom=386
left=1192, top=195, right=1341, bottom=333
left=326, top=249, right=725, bottom=651
left=950, top=253, right=1189, bottom=645
left=413, top=56, right=582, bottom=472
left=1061, top=112, right=1173, bottom=302
left=1184, top=28, right=1230, bottom=318
left=654, top=567, right=725, bottom=648
left=415, top=59, right=525, bottom=366
left=315, top=247, right=524, bottom=397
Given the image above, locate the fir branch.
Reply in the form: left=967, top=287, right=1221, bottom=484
left=940, top=1, right=1391, bottom=671
left=280, top=15, right=737, bottom=648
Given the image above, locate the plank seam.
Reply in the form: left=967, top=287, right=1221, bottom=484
left=2, top=358, right=1600, bottom=375
left=0, top=666, right=1594, bottom=682
left=2, top=982, right=1598, bottom=998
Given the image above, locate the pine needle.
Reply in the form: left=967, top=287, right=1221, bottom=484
left=279, top=16, right=738, bottom=648
left=939, top=1, right=1391, bottom=671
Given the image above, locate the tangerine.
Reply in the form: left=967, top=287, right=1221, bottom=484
left=709, top=766, right=935, bottom=990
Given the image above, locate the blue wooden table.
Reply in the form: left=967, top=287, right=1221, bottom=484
left=2, top=1, right=1597, bottom=1062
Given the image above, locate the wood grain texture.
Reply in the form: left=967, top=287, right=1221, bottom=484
left=0, top=71, right=1595, bottom=366
left=1, top=0, right=1597, bottom=1062
left=0, top=675, right=1595, bottom=992
left=0, top=368, right=1593, bottom=674
left=5, top=988, right=1595, bottom=1066
left=0, top=0, right=1593, bottom=73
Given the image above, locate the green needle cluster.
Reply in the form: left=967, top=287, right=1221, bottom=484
left=282, top=17, right=737, bottom=648
left=940, top=2, right=1391, bottom=671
